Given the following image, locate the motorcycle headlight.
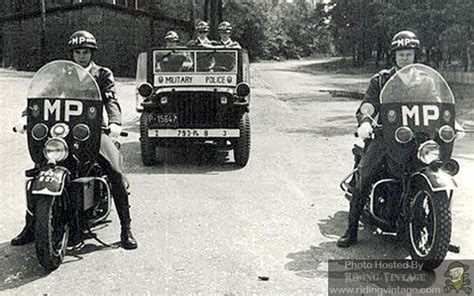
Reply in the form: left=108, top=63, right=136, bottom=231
left=417, top=140, right=440, bottom=164
left=439, top=125, right=455, bottom=143
left=43, top=138, right=69, bottom=163
left=395, top=126, right=413, bottom=144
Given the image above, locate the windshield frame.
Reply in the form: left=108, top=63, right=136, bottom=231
left=152, top=48, right=239, bottom=74
left=380, top=63, right=455, bottom=104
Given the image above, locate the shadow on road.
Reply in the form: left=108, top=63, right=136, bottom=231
left=120, top=141, right=242, bottom=175
left=62, top=242, right=120, bottom=266
left=0, top=242, right=47, bottom=291
left=284, top=211, right=410, bottom=279
left=0, top=226, right=120, bottom=291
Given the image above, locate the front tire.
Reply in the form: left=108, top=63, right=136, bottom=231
left=407, top=185, right=451, bottom=270
left=234, top=113, right=250, bottom=167
left=140, top=112, right=157, bottom=166
left=35, top=195, right=69, bottom=271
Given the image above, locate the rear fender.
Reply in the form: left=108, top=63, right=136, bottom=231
left=411, top=168, right=457, bottom=192
left=31, top=167, right=69, bottom=196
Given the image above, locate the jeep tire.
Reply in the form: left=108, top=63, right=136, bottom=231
left=234, top=112, right=250, bottom=167
left=140, top=112, right=157, bottom=166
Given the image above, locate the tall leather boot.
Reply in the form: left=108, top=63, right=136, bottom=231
left=120, top=223, right=137, bottom=250
left=337, top=215, right=358, bottom=248
left=337, top=192, right=363, bottom=248
left=11, top=212, right=35, bottom=246
left=111, top=177, right=138, bottom=250
left=117, top=202, right=137, bottom=250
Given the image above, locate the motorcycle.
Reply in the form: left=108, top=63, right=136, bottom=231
left=17, top=60, right=124, bottom=271
left=340, top=64, right=460, bottom=270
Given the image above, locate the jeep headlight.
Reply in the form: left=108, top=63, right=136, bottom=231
left=235, top=82, right=250, bottom=97
left=43, top=138, right=69, bottom=163
left=417, top=140, right=440, bottom=164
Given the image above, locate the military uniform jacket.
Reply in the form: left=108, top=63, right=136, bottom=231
left=88, top=62, right=122, bottom=126
left=216, top=39, right=241, bottom=48
left=356, top=67, right=397, bottom=126
left=186, top=37, right=217, bottom=47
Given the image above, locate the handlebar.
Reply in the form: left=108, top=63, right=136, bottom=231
left=354, top=126, right=382, bottom=138
left=102, top=128, right=128, bottom=137
left=12, top=125, right=26, bottom=133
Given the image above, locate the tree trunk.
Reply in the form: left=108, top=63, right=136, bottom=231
left=40, top=0, right=46, bottom=65
left=204, top=0, right=209, bottom=21
left=188, top=0, right=196, bottom=21
left=209, top=0, right=222, bottom=40
left=467, top=42, right=473, bottom=72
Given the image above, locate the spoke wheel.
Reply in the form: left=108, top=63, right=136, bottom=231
left=35, top=195, right=69, bottom=271
left=408, top=187, right=451, bottom=270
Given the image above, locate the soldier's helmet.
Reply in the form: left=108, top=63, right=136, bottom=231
left=165, top=31, right=179, bottom=42
left=195, top=21, right=209, bottom=33
left=218, top=21, right=232, bottom=34
left=68, top=30, right=98, bottom=51
left=391, top=30, right=420, bottom=52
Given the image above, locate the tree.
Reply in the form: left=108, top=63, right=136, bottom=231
left=327, top=0, right=474, bottom=69
left=222, top=0, right=333, bottom=60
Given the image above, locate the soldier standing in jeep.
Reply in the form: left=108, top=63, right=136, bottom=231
left=186, top=21, right=217, bottom=48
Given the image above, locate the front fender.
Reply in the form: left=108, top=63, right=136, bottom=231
left=31, top=166, right=69, bottom=196
left=411, top=168, right=457, bottom=192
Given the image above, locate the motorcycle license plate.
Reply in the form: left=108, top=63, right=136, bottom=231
left=148, top=129, right=240, bottom=138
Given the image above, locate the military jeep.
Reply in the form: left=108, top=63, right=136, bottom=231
left=135, top=47, right=251, bottom=167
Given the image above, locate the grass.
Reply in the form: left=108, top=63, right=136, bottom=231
left=295, top=58, right=386, bottom=76
left=451, top=82, right=474, bottom=120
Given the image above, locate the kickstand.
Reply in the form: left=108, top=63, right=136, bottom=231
left=85, top=224, right=117, bottom=248
left=448, top=244, right=460, bottom=253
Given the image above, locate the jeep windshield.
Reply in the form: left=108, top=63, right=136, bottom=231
left=153, top=49, right=239, bottom=87
left=153, top=49, right=237, bottom=74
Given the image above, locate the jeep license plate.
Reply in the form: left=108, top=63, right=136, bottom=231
left=149, top=113, right=177, bottom=125
left=148, top=129, right=240, bottom=138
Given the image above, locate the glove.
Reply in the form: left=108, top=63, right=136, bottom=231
left=357, top=122, right=373, bottom=140
left=14, top=116, right=27, bottom=134
left=109, top=123, right=122, bottom=139
left=455, top=121, right=465, bottom=140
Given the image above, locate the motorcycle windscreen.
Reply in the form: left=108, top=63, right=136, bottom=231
left=379, top=64, right=455, bottom=166
left=26, top=60, right=103, bottom=164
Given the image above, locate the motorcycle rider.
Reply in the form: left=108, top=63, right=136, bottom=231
left=337, top=30, right=421, bottom=248
left=186, top=21, right=216, bottom=47
left=337, top=30, right=465, bottom=248
left=216, top=21, right=241, bottom=48
left=12, top=30, right=138, bottom=250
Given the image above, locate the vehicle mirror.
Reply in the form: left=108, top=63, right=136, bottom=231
left=360, top=103, right=375, bottom=116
